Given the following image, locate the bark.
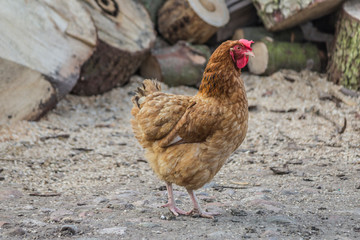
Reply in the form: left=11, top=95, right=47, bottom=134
left=0, top=0, right=96, bottom=124
left=140, top=41, right=211, bottom=86
left=138, top=0, right=166, bottom=26
left=233, top=26, right=304, bottom=42
left=72, top=0, right=156, bottom=96
left=158, top=0, right=229, bottom=44
left=328, top=0, right=360, bottom=90
left=252, top=0, right=345, bottom=31
left=248, top=39, right=321, bottom=75
left=217, top=0, right=258, bottom=42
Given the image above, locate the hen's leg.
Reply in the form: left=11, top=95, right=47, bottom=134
left=186, top=189, right=220, bottom=219
left=161, top=182, right=187, bottom=216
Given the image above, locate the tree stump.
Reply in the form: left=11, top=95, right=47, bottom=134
left=72, top=0, right=156, bottom=96
left=247, top=39, right=321, bottom=75
left=328, top=0, right=360, bottom=90
left=140, top=41, right=211, bottom=86
left=0, top=0, right=96, bottom=124
left=158, top=0, right=229, bottom=44
left=252, top=0, right=345, bottom=31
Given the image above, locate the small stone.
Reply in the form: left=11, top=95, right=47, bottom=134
left=50, top=209, right=73, bottom=222
left=61, top=225, right=78, bottom=235
left=207, top=231, right=230, bottom=239
left=6, top=227, right=26, bottom=236
left=230, top=209, right=247, bottom=216
left=23, top=205, right=36, bottom=210
left=21, top=218, right=47, bottom=227
left=231, top=218, right=241, bottom=222
left=281, top=190, right=298, bottom=195
left=93, top=197, right=109, bottom=204
left=0, top=188, right=23, bottom=200
left=0, top=221, right=11, bottom=228
left=0, top=176, right=5, bottom=181
left=267, top=215, right=296, bottom=225
left=125, top=203, right=135, bottom=210
left=138, top=222, right=160, bottom=228
left=98, top=227, right=127, bottom=235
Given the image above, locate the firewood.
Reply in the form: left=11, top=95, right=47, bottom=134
left=140, top=41, right=211, bottom=86
left=158, top=0, right=229, bottom=44
left=252, top=0, right=345, bottom=32
left=0, top=0, right=96, bottom=124
left=72, top=0, right=156, bottom=96
left=216, top=0, right=258, bottom=42
left=233, top=26, right=304, bottom=42
left=247, top=39, right=321, bottom=75
left=328, top=0, right=360, bottom=90
left=138, top=0, right=166, bottom=26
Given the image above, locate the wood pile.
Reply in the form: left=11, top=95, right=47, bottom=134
left=0, top=0, right=358, bottom=124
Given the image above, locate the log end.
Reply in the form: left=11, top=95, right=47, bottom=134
left=248, top=41, right=269, bottom=75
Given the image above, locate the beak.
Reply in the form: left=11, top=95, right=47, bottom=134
left=244, top=51, right=255, bottom=57
left=230, top=48, right=234, bottom=51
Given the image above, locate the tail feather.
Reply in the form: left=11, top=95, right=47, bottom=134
left=132, top=79, right=161, bottom=108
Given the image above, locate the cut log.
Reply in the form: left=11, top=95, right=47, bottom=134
left=138, top=0, right=166, bottom=26
left=252, top=0, right=345, bottom=31
left=216, top=0, right=258, bottom=42
left=233, top=26, right=304, bottom=42
left=247, top=39, right=321, bottom=75
left=140, top=41, right=211, bottom=86
left=158, top=0, right=229, bottom=44
left=0, top=0, right=96, bottom=124
left=328, top=0, right=360, bottom=90
left=72, top=0, right=156, bottom=96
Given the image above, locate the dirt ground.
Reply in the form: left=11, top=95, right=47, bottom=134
left=1, top=71, right=359, bottom=240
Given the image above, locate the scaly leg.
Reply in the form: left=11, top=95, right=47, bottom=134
left=161, top=182, right=187, bottom=216
left=186, top=189, right=220, bottom=219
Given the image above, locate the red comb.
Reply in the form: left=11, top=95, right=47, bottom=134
left=239, top=39, right=254, bottom=50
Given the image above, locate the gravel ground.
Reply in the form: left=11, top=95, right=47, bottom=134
left=0, top=71, right=359, bottom=240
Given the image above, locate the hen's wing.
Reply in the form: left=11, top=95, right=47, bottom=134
left=135, top=92, right=193, bottom=141
left=136, top=93, right=224, bottom=148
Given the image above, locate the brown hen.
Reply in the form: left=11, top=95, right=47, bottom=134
left=131, top=39, right=254, bottom=218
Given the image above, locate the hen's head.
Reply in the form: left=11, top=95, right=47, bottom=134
left=229, top=39, right=255, bottom=69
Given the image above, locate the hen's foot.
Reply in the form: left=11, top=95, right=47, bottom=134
left=186, top=208, right=220, bottom=219
left=161, top=203, right=187, bottom=216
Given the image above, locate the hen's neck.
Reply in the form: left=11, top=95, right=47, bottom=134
left=198, top=55, right=246, bottom=104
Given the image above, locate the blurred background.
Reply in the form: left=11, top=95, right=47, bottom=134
left=0, top=0, right=359, bottom=123
left=0, top=1, right=360, bottom=239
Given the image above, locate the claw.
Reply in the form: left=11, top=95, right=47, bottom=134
left=186, top=208, right=220, bottom=219
left=162, top=203, right=187, bottom=216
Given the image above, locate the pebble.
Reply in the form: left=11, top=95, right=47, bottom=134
left=50, top=209, right=73, bottom=222
left=23, top=205, right=36, bottom=210
left=138, top=222, right=160, bottom=228
left=0, top=188, right=23, bottom=200
left=0, top=221, right=11, bottom=228
left=281, top=190, right=298, bottom=195
left=93, top=197, right=109, bottom=204
left=206, top=231, right=231, bottom=239
left=267, top=215, right=296, bottom=225
left=6, top=227, right=26, bottom=236
left=98, top=227, right=127, bottom=235
left=21, top=218, right=47, bottom=227
left=230, top=209, right=248, bottom=216
left=61, top=224, right=78, bottom=235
